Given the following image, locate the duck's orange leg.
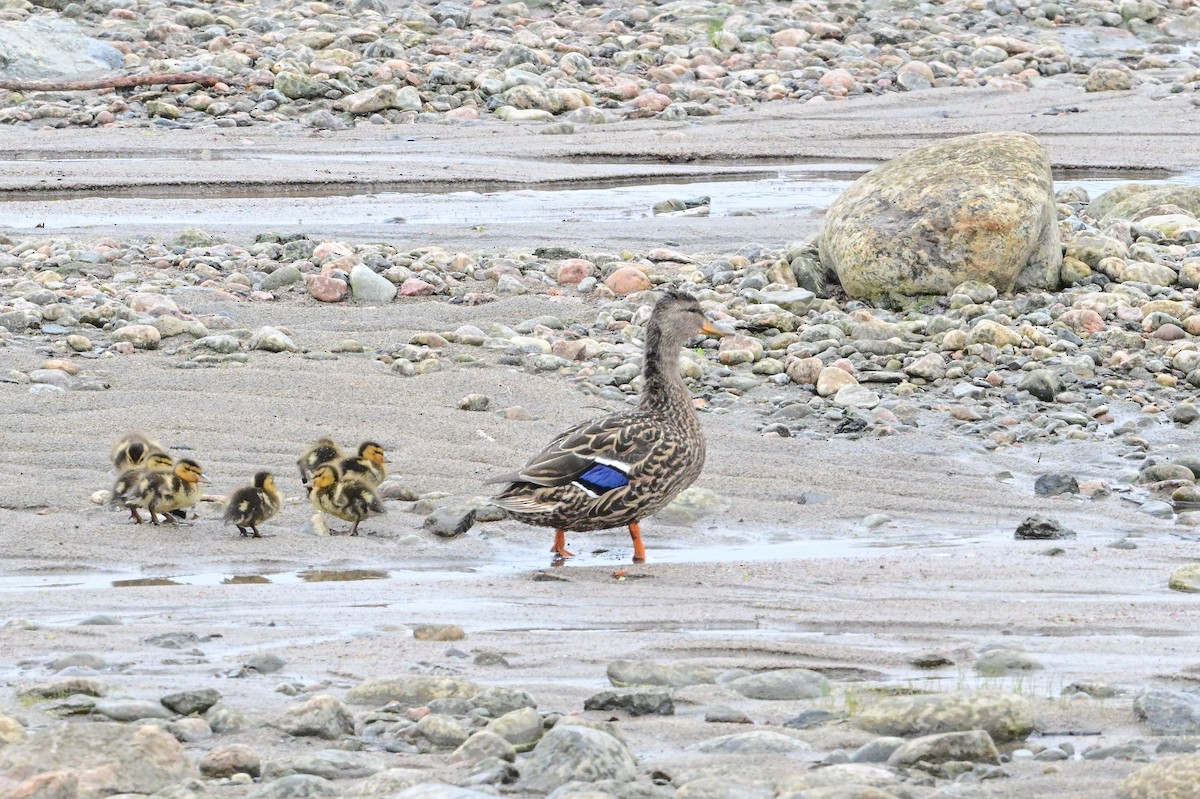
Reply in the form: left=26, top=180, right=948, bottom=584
left=629, top=522, right=646, bottom=563
left=551, top=529, right=575, bottom=559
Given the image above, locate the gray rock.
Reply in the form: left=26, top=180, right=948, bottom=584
left=350, top=263, right=398, bottom=303
left=855, top=691, right=1034, bottom=743
left=423, top=505, right=477, bottom=538
left=1019, top=368, right=1061, bottom=401
left=262, top=265, right=304, bottom=291
left=1015, top=515, right=1076, bottom=540
left=262, top=750, right=384, bottom=780
left=346, top=675, right=479, bottom=708
left=275, top=695, right=355, bottom=740
left=79, top=614, right=120, bottom=626
left=0, top=721, right=196, bottom=793
left=48, top=652, right=107, bottom=672
left=18, top=678, right=104, bottom=700
left=820, top=132, right=1061, bottom=298
left=458, top=394, right=490, bottom=411
left=343, top=768, right=428, bottom=797
left=416, top=714, right=471, bottom=748
left=905, top=352, right=946, bottom=381
left=775, top=763, right=902, bottom=795
left=727, top=668, right=830, bottom=700
left=1133, top=689, right=1200, bottom=735
left=161, top=688, right=221, bottom=716
left=246, top=653, right=287, bottom=673
left=850, top=737, right=906, bottom=763
left=485, top=706, right=543, bottom=750
left=250, top=326, right=299, bottom=353
left=692, top=730, right=812, bottom=754
left=206, top=702, right=250, bottom=734
left=0, top=17, right=123, bottom=81
left=144, top=631, right=201, bottom=649
left=974, top=649, right=1044, bottom=676
left=451, top=731, right=517, bottom=765
left=1034, top=473, right=1079, bottom=497
left=584, top=689, right=674, bottom=717
left=94, top=699, right=174, bottom=722
left=519, top=725, right=638, bottom=793
left=195, top=335, right=241, bottom=354
left=887, top=730, right=1000, bottom=766
left=470, top=686, right=536, bottom=716
left=782, top=709, right=842, bottom=729
left=248, top=774, right=336, bottom=799
left=200, top=743, right=262, bottom=778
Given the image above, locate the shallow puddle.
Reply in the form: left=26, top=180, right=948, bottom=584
left=1, top=163, right=1195, bottom=232
left=0, top=535, right=984, bottom=592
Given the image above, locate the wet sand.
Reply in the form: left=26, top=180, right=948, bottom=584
left=2, top=82, right=1200, bottom=796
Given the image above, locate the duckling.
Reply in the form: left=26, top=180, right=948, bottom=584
left=297, top=437, right=341, bottom=490
left=110, top=432, right=167, bottom=473
left=118, top=458, right=207, bottom=525
left=223, top=471, right=283, bottom=538
left=310, top=464, right=384, bottom=536
left=110, top=451, right=173, bottom=523
left=338, top=441, right=388, bottom=487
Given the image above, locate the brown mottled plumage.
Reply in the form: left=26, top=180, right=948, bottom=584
left=111, top=452, right=173, bottom=523
left=297, top=437, right=341, bottom=489
left=223, top=471, right=283, bottom=538
left=487, top=290, right=731, bottom=563
left=111, top=432, right=167, bottom=473
left=338, top=441, right=388, bottom=487
left=310, top=464, right=384, bottom=536
left=117, top=458, right=206, bottom=525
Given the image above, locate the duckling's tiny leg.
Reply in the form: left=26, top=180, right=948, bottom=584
left=251, top=526, right=262, bottom=538
left=236, top=526, right=247, bottom=537
left=350, top=519, right=361, bottom=536
left=628, top=522, right=646, bottom=563
left=550, top=529, right=575, bottom=559
left=129, top=508, right=144, bottom=524
left=149, top=510, right=161, bottom=525
left=160, top=512, right=179, bottom=526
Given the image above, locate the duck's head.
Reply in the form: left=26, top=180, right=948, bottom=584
left=253, top=471, right=277, bottom=493
left=651, top=289, right=735, bottom=344
left=358, top=441, right=388, bottom=466
left=176, top=459, right=208, bottom=484
left=145, top=452, right=174, bottom=471
left=312, top=464, right=340, bottom=490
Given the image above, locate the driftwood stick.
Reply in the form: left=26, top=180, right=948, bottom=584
left=0, top=72, right=226, bottom=92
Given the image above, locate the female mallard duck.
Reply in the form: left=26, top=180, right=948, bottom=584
left=111, top=432, right=167, bottom=473
left=297, top=437, right=341, bottom=489
left=118, top=458, right=207, bottom=525
left=487, top=290, right=731, bottom=563
left=111, top=451, right=173, bottom=522
left=310, top=463, right=385, bottom=536
left=338, top=441, right=388, bottom=486
left=224, top=471, right=283, bottom=538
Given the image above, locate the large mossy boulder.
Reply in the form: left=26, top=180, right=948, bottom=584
left=820, top=132, right=1061, bottom=298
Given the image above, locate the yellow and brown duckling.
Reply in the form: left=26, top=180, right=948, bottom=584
left=118, top=458, right=207, bottom=525
left=310, top=463, right=384, bottom=537
left=297, top=437, right=341, bottom=490
left=338, top=441, right=388, bottom=487
left=111, top=432, right=167, bottom=473
left=223, top=471, right=282, bottom=538
left=110, top=451, right=174, bottom=522
left=488, top=290, right=732, bottom=563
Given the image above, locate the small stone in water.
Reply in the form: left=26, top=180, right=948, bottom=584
left=1015, top=515, right=1076, bottom=540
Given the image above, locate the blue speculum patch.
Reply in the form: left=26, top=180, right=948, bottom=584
left=577, top=463, right=629, bottom=494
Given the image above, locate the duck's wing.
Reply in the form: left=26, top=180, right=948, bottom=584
left=488, top=413, right=656, bottom=491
